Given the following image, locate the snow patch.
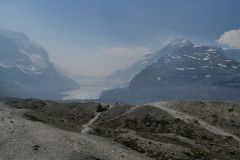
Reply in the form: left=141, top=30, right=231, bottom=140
left=205, top=75, right=211, bottom=78
left=184, top=55, right=201, bottom=60
left=193, top=45, right=201, bottom=48
left=203, top=57, right=209, bottom=61
left=20, top=50, right=48, bottom=68
left=207, top=49, right=216, bottom=52
left=218, top=64, right=227, bottom=67
left=232, top=65, right=238, bottom=69
left=176, top=67, right=185, bottom=71
left=157, top=77, right=161, bottom=80
left=16, top=65, right=42, bottom=75
left=17, top=65, right=37, bottom=72
left=187, top=67, right=196, bottom=70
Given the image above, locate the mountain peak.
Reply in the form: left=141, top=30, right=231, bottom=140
left=168, top=38, right=193, bottom=48
left=0, top=29, right=29, bottom=42
left=0, top=29, right=79, bottom=99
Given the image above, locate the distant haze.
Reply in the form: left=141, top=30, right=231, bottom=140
left=0, top=0, right=240, bottom=77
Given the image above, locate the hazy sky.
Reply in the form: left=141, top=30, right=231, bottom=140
left=0, top=0, right=240, bottom=77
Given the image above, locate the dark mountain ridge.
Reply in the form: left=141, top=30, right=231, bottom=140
left=101, top=39, right=240, bottom=103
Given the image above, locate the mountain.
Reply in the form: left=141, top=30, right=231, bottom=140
left=101, top=39, right=240, bottom=103
left=106, top=39, right=189, bottom=87
left=223, top=49, right=240, bottom=62
left=0, top=29, right=79, bottom=99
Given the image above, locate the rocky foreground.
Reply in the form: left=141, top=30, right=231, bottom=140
left=1, top=98, right=240, bottom=160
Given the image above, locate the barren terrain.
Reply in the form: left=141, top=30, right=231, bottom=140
left=1, top=98, right=240, bottom=159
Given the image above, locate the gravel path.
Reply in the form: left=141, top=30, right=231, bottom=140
left=81, top=112, right=101, bottom=134
left=151, top=102, right=240, bottom=142
left=0, top=103, right=151, bottom=160
left=95, top=105, right=139, bottom=125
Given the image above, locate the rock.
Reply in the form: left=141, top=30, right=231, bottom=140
left=33, top=145, right=40, bottom=151
left=228, top=108, right=233, bottom=112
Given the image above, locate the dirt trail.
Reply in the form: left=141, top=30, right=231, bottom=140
left=151, top=102, right=240, bottom=142
left=95, top=105, right=139, bottom=125
left=81, top=112, right=101, bottom=134
left=0, top=102, right=151, bottom=160
left=81, top=104, right=116, bottom=133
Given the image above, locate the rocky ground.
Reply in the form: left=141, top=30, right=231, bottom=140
left=92, top=102, right=240, bottom=160
left=1, top=97, right=240, bottom=159
left=0, top=98, right=149, bottom=160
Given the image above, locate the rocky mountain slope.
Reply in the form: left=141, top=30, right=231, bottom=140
left=106, top=39, right=185, bottom=87
left=106, top=39, right=240, bottom=88
left=0, top=29, right=79, bottom=99
left=101, top=39, right=240, bottom=103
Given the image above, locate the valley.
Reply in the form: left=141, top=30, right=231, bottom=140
left=63, top=77, right=118, bottom=100
left=1, top=1, right=240, bottom=160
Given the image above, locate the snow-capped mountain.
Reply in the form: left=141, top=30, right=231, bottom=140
left=101, top=39, right=240, bottom=103
left=0, top=29, right=79, bottom=99
left=106, top=39, right=190, bottom=87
